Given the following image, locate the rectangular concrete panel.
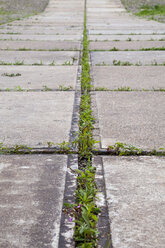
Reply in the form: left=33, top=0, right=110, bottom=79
left=93, top=91, right=165, bottom=150
left=0, top=92, right=75, bottom=147
left=0, top=66, right=78, bottom=90
left=89, top=41, right=165, bottom=50
left=101, top=156, right=165, bottom=248
left=92, top=66, right=165, bottom=90
left=91, top=51, right=165, bottom=65
left=0, top=154, right=68, bottom=248
left=0, top=51, right=79, bottom=65
left=0, top=40, right=81, bottom=50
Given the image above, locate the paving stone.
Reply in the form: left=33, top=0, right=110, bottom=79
left=100, top=156, right=165, bottom=248
left=89, top=29, right=165, bottom=35
left=0, top=66, right=78, bottom=90
left=92, top=66, right=165, bottom=90
left=0, top=154, right=71, bottom=248
left=91, top=51, right=165, bottom=65
left=0, top=92, right=75, bottom=147
left=0, top=34, right=82, bottom=41
left=0, top=51, right=79, bottom=65
left=93, top=91, right=165, bottom=150
left=88, top=34, right=165, bottom=41
left=89, top=41, right=165, bottom=50
left=0, top=40, right=80, bottom=50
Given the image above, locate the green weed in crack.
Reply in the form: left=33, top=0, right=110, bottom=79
left=63, top=6, right=100, bottom=248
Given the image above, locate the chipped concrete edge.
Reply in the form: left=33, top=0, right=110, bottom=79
left=58, top=154, right=78, bottom=247
left=94, top=156, right=113, bottom=248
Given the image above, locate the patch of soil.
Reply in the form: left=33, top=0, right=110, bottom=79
left=0, top=0, right=49, bottom=24
left=121, top=0, right=165, bottom=22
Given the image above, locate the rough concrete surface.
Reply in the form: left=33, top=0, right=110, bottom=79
left=91, top=51, right=165, bottom=65
left=92, top=66, right=165, bottom=90
left=93, top=91, right=165, bottom=150
left=89, top=40, right=165, bottom=50
left=0, top=51, right=79, bottom=65
left=0, top=66, right=78, bottom=90
left=0, top=92, right=75, bottom=147
left=0, top=40, right=81, bottom=50
left=0, top=154, right=67, bottom=248
left=101, top=156, right=165, bottom=248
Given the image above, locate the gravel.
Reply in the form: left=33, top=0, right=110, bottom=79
left=0, top=0, right=49, bottom=24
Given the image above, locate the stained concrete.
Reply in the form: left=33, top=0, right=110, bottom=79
left=89, top=40, right=165, bottom=50
left=0, top=155, right=68, bottom=248
left=93, top=91, right=165, bottom=150
left=0, top=66, right=78, bottom=90
left=89, top=34, right=165, bottom=41
left=92, top=66, right=165, bottom=90
left=0, top=40, right=80, bottom=50
left=0, top=92, right=75, bottom=147
left=0, top=51, right=79, bottom=65
left=91, top=51, right=165, bottom=65
left=0, top=34, right=82, bottom=41
left=101, top=156, right=165, bottom=248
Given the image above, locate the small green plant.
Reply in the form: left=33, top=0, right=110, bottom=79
left=1, top=72, right=21, bottom=77
left=56, top=141, right=72, bottom=153
left=5, top=88, right=10, bottom=91
left=58, top=85, right=73, bottom=91
left=127, top=37, right=132, bottom=41
left=107, top=142, right=142, bottom=155
left=14, top=85, right=23, bottom=91
left=46, top=141, right=55, bottom=148
left=42, top=85, right=52, bottom=91
left=115, top=86, right=132, bottom=91
left=94, top=87, right=108, bottom=91
left=14, top=61, right=24, bottom=65
left=63, top=60, right=72, bottom=65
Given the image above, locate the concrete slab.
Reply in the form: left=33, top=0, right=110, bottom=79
left=88, top=34, right=165, bottom=41
left=100, top=156, right=165, bottom=248
left=0, top=92, right=75, bottom=147
left=0, top=51, right=79, bottom=65
left=0, top=154, right=68, bottom=248
left=0, top=66, right=77, bottom=90
left=92, top=66, right=165, bottom=90
left=91, top=51, right=165, bottom=65
left=0, top=34, right=82, bottom=41
left=89, top=41, right=165, bottom=50
left=93, top=91, right=165, bottom=150
left=0, top=40, right=80, bottom=50
left=89, top=29, right=165, bottom=35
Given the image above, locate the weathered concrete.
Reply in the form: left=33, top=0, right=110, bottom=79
left=0, top=34, right=82, bottom=41
left=89, top=40, right=165, bottom=50
left=0, top=51, right=79, bottom=65
left=0, top=66, right=77, bottom=90
left=101, top=156, right=165, bottom=248
left=93, top=91, right=165, bottom=150
left=92, top=66, right=165, bottom=90
left=0, top=92, right=75, bottom=147
left=91, top=51, right=165, bottom=65
left=89, top=29, right=165, bottom=35
left=0, top=40, right=80, bottom=50
left=89, top=34, right=165, bottom=41
left=0, top=154, right=68, bottom=248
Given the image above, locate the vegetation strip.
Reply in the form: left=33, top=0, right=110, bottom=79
left=63, top=3, right=100, bottom=248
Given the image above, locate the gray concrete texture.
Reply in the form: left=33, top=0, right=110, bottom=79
left=93, top=91, right=165, bottom=150
left=0, top=34, right=82, bottom=41
left=92, top=66, right=165, bottom=90
left=0, top=66, right=78, bottom=90
left=0, top=92, right=75, bottom=147
left=101, top=156, right=165, bottom=248
left=0, top=51, right=79, bottom=65
left=89, top=40, right=165, bottom=50
left=0, top=40, right=80, bottom=50
left=91, top=51, right=165, bottom=65
left=89, top=34, right=165, bottom=41
left=0, top=154, right=67, bottom=248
